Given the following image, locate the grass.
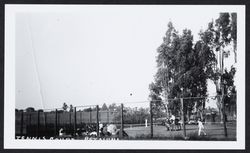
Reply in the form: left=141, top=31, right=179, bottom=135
left=123, top=122, right=236, bottom=141
left=123, top=132, right=236, bottom=141
left=16, top=122, right=236, bottom=141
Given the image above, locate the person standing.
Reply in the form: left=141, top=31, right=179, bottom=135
left=198, top=118, right=206, bottom=136
left=170, top=115, right=176, bottom=130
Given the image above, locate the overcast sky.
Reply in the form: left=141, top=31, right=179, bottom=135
left=15, top=5, right=236, bottom=110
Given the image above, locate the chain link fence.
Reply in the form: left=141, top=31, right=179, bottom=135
left=15, top=95, right=236, bottom=140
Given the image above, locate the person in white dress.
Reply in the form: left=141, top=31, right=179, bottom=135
left=198, top=118, right=206, bottom=136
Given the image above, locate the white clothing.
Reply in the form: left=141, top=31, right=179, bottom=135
left=170, top=115, right=175, bottom=121
left=107, top=124, right=117, bottom=135
left=198, top=120, right=206, bottom=136
left=99, top=123, right=103, bottom=129
left=198, top=120, right=204, bottom=128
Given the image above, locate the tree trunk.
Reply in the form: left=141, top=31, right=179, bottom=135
left=233, top=40, right=237, bottom=63
left=220, top=99, right=223, bottom=123
left=216, top=95, right=223, bottom=123
left=215, top=81, right=223, bottom=123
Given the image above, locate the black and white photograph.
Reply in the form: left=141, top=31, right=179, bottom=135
left=4, top=4, right=245, bottom=149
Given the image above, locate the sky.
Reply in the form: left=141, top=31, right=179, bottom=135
left=15, top=5, right=236, bottom=110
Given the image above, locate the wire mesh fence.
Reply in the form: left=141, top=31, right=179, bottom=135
left=15, top=95, right=236, bottom=140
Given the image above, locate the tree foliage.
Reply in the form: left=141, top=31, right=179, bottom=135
left=69, top=104, right=74, bottom=112
left=222, top=66, right=236, bottom=107
left=199, top=13, right=237, bottom=120
left=62, top=102, right=68, bottom=111
left=148, top=82, right=164, bottom=118
left=26, top=107, right=35, bottom=112
left=101, top=103, right=108, bottom=110
left=150, top=21, right=215, bottom=118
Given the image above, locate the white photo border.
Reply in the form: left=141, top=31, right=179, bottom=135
left=4, top=4, right=246, bottom=149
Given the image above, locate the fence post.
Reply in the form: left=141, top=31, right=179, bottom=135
left=74, top=107, right=77, bottom=137
left=29, top=113, right=32, bottom=126
left=80, top=111, right=82, bottom=124
left=29, top=113, right=31, bottom=136
left=69, top=111, right=71, bottom=131
left=119, top=103, right=124, bottom=139
left=96, top=105, right=99, bottom=139
left=55, top=109, right=58, bottom=136
left=44, top=112, right=47, bottom=132
left=25, top=112, right=29, bottom=135
left=221, top=85, right=228, bottom=137
left=107, top=110, right=109, bottom=123
left=181, top=98, right=187, bottom=139
left=81, top=111, right=83, bottom=124
left=37, top=111, right=40, bottom=137
left=58, top=111, right=60, bottom=130
left=90, top=109, right=92, bottom=123
left=150, top=101, right=153, bottom=139
left=20, top=110, right=24, bottom=136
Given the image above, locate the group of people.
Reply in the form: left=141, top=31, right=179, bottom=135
left=99, top=123, right=128, bottom=137
left=99, top=123, right=117, bottom=136
left=165, top=114, right=206, bottom=136
left=165, top=115, right=182, bottom=131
